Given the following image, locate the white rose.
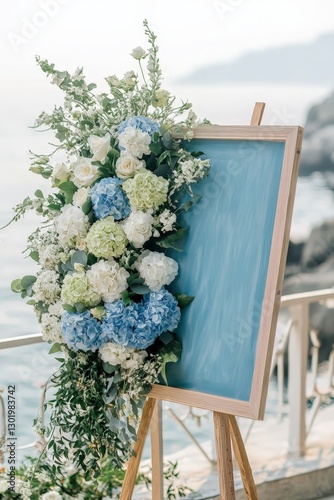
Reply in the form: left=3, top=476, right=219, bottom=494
left=115, top=152, right=144, bottom=179
left=123, top=70, right=136, bottom=86
left=71, top=157, right=99, bottom=187
left=88, top=133, right=111, bottom=164
left=123, top=211, right=154, bottom=248
left=86, top=259, right=129, bottom=302
left=55, top=205, right=89, bottom=247
left=41, top=492, right=63, bottom=500
left=73, top=187, right=89, bottom=207
left=118, top=127, right=151, bottom=159
left=136, top=250, right=178, bottom=291
left=52, top=162, right=70, bottom=182
left=130, top=46, right=146, bottom=60
left=0, top=480, right=9, bottom=493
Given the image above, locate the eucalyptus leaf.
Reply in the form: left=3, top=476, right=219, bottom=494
left=102, top=362, right=117, bottom=374
left=130, top=284, right=150, bottom=295
left=21, top=275, right=37, bottom=289
left=71, top=250, right=88, bottom=267
left=11, top=279, right=23, bottom=293
left=174, top=293, right=195, bottom=309
left=63, top=304, right=76, bottom=313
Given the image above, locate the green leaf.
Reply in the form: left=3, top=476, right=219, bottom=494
left=174, top=293, right=195, bottom=309
left=154, top=163, right=172, bottom=179
left=121, top=290, right=133, bottom=306
left=87, top=82, right=97, bottom=91
left=149, top=140, right=162, bottom=155
left=159, top=330, right=173, bottom=344
left=11, top=279, right=23, bottom=293
left=82, top=198, right=92, bottom=215
left=21, top=275, right=37, bottom=289
left=63, top=304, right=76, bottom=313
left=58, top=181, right=78, bottom=195
left=70, top=250, right=88, bottom=267
left=156, top=228, right=187, bottom=251
left=48, top=203, right=62, bottom=211
left=130, top=284, right=150, bottom=295
left=34, top=189, right=44, bottom=199
left=49, top=343, right=62, bottom=354
left=160, top=340, right=181, bottom=384
left=26, top=299, right=36, bottom=305
left=29, top=250, right=39, bottom=263
left=74, top=302, right=87, bottom=313
left=162, top=131, right=173, bottom=149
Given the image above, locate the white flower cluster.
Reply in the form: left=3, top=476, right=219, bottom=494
left=86, top=259, right=129, bottom=302
left=159, top=209, right=177, bottom=233
left=99, top=342, right=147, bottom=370
left=118, top=128, right=151, bottom=159
left=123, top=210, right=154, bottom=248
left=32, top=270, right=61, bottom=304
left=40, top=312, right=63, bottom=343
left=55, top=205, right=89, bottom=248
left=136, top=250, right=178, bottom=291
left=172, top=156, right=210, bottom=192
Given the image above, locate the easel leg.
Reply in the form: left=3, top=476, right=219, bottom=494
left=119, top=397, right=156, bottom=500
left=213, top=412, right=235, bottom=500
left=228, top=415, right=258, bottom=500
left=150, top=399, right=164, bottom=500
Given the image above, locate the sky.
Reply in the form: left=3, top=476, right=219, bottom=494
left=1, top=0, right=334, bottom=228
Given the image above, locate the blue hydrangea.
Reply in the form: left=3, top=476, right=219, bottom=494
left=91, top=177, right=130, bottom=220
left=101, top=289, right=181, bottom=350
left=143, top=289, right=181, bottom=336
left=118, top=116, right=160, bottom=137
left=61, top=310, right=108, bottom=352
left=102, top=300, right=157, bottom=350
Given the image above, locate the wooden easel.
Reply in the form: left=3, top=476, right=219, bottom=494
left=119, top=103, right=266, bottom=500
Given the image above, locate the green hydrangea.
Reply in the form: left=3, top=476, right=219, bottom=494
left=86, top=216, right=128, bottom=259
left=122, top=169, right=168, bottom=211
left=61, top=273, right=101, bottom=307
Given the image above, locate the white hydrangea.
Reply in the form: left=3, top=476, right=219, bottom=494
left=16, top=480, right=32, bottom=499
left=118, top=126, right=151, bottom=158
left=32, top=270, right=61, bottom=304
left=86, top=259, right=129, bottom=302
left=136, top=250, right=178, bottom=291
left=123, top=210, right=154, bottom=248
left=55, top=205, right=89, bottom=247
left=40, top=313, right=63, bottom=343
left=48, top=301, right=64, bottom=316
left=39, top=243, right=62, bottom=269
left=159, top=209, right=177, bottom=233
left=99, top=342, right=147, bottom=369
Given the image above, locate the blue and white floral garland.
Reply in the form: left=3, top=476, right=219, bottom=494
left=7, top=21, right=210, bottom=485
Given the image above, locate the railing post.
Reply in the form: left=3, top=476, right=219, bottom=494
left=287, top=303, right=309, bottom=456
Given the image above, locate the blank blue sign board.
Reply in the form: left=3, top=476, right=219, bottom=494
left=151, top=126, right=303, bottom=419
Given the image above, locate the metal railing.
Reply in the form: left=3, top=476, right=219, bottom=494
left=1, top=288, right=334, bottom=459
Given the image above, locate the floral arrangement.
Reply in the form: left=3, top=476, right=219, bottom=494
left=0, top=456, right=190, bottom=499
left=6, top=20, right=210, bottom=486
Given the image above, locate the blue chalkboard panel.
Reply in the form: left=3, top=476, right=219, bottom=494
left=167, top=140, right=283, bottom=400
left=150, top=126, right=303, bottom=419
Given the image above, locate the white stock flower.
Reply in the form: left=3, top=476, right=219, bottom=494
left=123, top=211, right=154, bottom=248
left=118, top=127, right=151, bottom=159
left=0, top=480, right=8, bottom=493
left=48, top=301, right=64, bottom=316
left=86, top=259, right=129, bottom=302
left=73, top=187, right=90, bottom=207
left=153, top=89, right=170, bottom=107
left=32, top=270, right=61, bottom=304
left=40, top=313, right=63, bottom=343
left=52, top=163, right=70, bottom=182
left=136, top=250, right=178, bottom=291
left=55, top=205, right=89, bottom=247
left=71, top=157, right=99, bottom=187
left=41, top=492, right=63, bottom=500
left=39, top=243, right=62, bottom=269
left=88, top=133, right=111, bottom=164
left=159, top=209, right=177, bottom=233
left=130, top=46, right=146, bottom=60
left=115, top=152, right=144, bottom=179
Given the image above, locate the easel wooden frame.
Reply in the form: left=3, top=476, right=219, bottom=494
left=119, top=103, right=303, bottom=499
